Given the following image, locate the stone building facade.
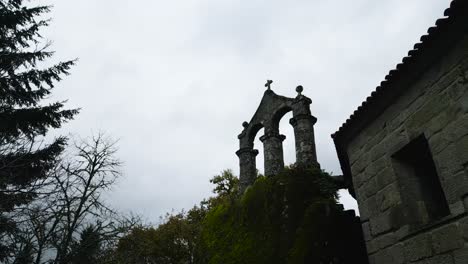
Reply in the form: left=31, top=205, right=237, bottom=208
left=332, top=1, right=468, bottom=263
left=236, top=84, right=319, bottom=192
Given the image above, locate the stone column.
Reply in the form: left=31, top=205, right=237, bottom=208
left=290, top=114, right=319, bottom=168
left=236, top=147, right=259, bottom=192
left=260, top=133, right=286, bottom=176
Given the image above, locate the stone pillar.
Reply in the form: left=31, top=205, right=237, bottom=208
left=260, top=133, right=286, bottom=176
left=290, top=114, right=319, bottom=168
left=236, top=147, right=259, bottom=192
left=290, top=90, right=319, bottom=168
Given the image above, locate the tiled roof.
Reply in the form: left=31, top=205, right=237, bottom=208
left=332, top=0, right=468, bottom=140
left=331, top=0, right=468, bottom=197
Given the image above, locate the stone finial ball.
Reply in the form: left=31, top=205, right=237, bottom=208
left=296, top=85, right=303, bottom=94
left=242, top=121, right=249, bottom=128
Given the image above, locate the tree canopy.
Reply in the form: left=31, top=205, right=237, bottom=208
left=0, top=0, right=78, bottom=260
left=115, top=167, right=368, bottom=264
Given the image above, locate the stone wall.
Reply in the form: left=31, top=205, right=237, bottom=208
left=237, top=88, right=319, bottom=192
left=346, top=36, right=468, bottom=264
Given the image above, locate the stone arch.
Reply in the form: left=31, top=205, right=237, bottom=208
left=236, top=85, right=319, bottom=192
left=246, top=122, right=264, bottom=147
left=271, top=105, right=293, bottom=132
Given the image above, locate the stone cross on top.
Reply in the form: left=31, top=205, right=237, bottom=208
left=237, top=82, right=319, bottom=192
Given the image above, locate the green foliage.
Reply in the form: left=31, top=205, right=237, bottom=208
left=116, top=227, right=159, bottom=263
left=209, top=169, right=239, bottom=197
left=70, top=226, right=102, bottom=264
left=115, top=207, right=208, bottom=264
left=116, top=167, right=368, bottom=263
left=0, top=0, right=78, bottom=260
left=200, top=166, right=368, bottom=264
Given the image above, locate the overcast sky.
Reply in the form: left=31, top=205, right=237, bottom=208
left=40, top=0, right=450, bottom=222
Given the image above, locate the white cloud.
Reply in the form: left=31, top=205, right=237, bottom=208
left=41, top=0, right=450, bottom=220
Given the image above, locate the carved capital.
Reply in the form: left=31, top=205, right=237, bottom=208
left=236, top=148, right=259, bottom=157
left=259, top=133, right=286, bottom=143
left=289, top=115, right=317, bottom=126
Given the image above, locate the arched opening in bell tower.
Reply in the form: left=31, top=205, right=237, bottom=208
left=236, top=83, right=319, bottom=192
left=253, top=127, right=265, bottom=175
left=279, top=111, right=295, bottom=167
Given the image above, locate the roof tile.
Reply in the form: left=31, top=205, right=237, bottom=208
left=332, top=0, right=467, bottom=139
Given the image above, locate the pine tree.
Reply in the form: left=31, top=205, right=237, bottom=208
left=70, top=226, right=102, bottom=264
left=0, top=0, right=78, bottom=260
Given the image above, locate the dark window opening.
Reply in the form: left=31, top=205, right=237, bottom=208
left=392, top=135, right=450, bottom=226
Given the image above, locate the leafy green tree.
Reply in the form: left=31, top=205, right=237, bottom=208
left=116, top=208, right=207, bottom=264
left=115, top=167, right=368, bottom=263
left=210, top=169, right=239, bottom=197
left=200, top=166, right=368, bottom=264
left=115, top=226, right=159, bottom=263
left=0, top=0, right=78, bottom=260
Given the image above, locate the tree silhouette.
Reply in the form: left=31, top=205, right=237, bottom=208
left=0, top=0, right=78, bottom=260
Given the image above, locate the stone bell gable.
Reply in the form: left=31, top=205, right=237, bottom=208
left=236, top=83, right=319, bottom=192
left=333, top=0, right=468, bottom=263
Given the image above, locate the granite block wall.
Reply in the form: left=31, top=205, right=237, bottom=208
left=347, top=37, right=468, bottom=264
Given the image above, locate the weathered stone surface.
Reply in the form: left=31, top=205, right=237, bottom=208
left=375, top=167, right=395, bottom=190
left=290, top=113, right=318, bottom=168
left=428, top=130, right=451, bottom=155
left=373, top=244, right=405, bottom=264
left=439, top=65, right=463, bottom=93
left=449, top=200, right=465, bottom=216
left=365, top=156, right=389, bottom=180
left=426, top=104, right=460, bottom=138
left=394, top=225, right=410, bottom=240
left=375, top=232, right=397, bottom=249
left=362, top=221, right=372, bottom=241
left=351, top=152, right=369, bottom=175
left=455, top=134, right=468, bottom=166
left=334, top=10, right=468, bottom=264
left=364, top=177, right=378, bottom=198
left=384, top=129, right=410, bottom=156
left=236, top=148, right=259, bottom=192
left=414, top=254, right=454, bottom=264
left=260, top=133, right=285, bottom=177
left=444, top=113, right=468, bottom=142
left=388, top=244, right=405, bottom=264
left=404, top=233, right=433, bottom=262
left=459, top=90, right=468, bottom=113
left=463, top=195, right=468, bottom=212
left=360, top=195, right=377, bottom=221
left=366, top=239, right=379, bottom=255
left=376, top=183, right=401, bottom=212
left=432, top=224, right=464, bottom=254
left=459, top=217, right=468, bottom=241
left=370, top=211, right=392, bottom=236
left=369, top=141, right=388, bottom=162
left=434, top=143, right=465, bottom=180
left=405, top=92, right=449, bottom=138
left=443, top=171, right=468, bottom=204
left=350, top=58, right=468, bottom=263
left=453, top=247, right=468, bottom=264
left=356, top=170, right=370, bottom=187
left=388, top=111, right=407, bottom=132
left=363, top=129, right=387, bottom=153
left=237, top=87, right=320, bottom=190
